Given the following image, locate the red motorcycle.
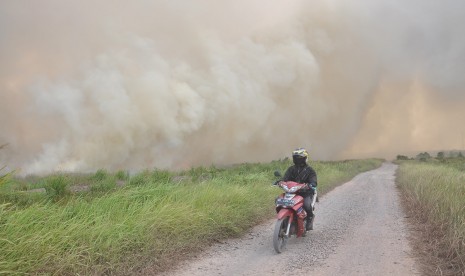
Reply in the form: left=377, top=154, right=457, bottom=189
left=272, top=177, right=316, bottom=253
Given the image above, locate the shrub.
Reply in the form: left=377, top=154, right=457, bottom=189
left=90, top=179, right=116, bottom=193
left=151, top=169, right=171, bottom=183
left=92, top=169, right=108, bottom=181
left=115, top=170, right=129, bottom=181
left=129, top=172, right=149, bottom=186
left=45, top=175, right=70, bottom=201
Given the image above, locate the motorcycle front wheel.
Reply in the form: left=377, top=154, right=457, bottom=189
left=273, top=217, right=289, bottom=253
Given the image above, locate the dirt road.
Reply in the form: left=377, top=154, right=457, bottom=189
left=160, top=163, right=420, bottom=275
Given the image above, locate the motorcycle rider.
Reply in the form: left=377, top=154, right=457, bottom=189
left=280, top=148, right=317, bottom=230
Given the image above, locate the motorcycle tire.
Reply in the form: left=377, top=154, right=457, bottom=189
left=273, top=217, right=289, bottom=253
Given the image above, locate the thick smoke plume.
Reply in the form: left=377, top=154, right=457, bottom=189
left=1, top=0, right=465, bottom=174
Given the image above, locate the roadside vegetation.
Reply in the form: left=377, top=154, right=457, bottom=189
left=0, top=144, right=11, bottom=188
left=396, top=153, right=465, bottom=275
left=0, top=158, right=382, bottom=275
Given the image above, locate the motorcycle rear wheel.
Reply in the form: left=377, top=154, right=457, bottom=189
left=273, top=217, right=289, bottom=253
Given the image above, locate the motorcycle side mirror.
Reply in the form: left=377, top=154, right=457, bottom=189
left=274, top=171, right=282, bottom=177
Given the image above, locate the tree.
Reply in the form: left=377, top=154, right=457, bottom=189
left=396, top=155, right=409, bottom=160
left=437, top=151, right=445, bottom=160
left=416, top=152, right=431, bottom=162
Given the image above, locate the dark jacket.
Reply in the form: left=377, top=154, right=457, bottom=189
left=282, top=163, right=317, bottom=196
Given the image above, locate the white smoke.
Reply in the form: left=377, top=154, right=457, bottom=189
left=1, top=0, right=465, bottom=174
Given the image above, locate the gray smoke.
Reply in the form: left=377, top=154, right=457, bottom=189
left=1, top=0, right=465, bottom=174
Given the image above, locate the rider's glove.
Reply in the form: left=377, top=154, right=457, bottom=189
left=308, top=182, right=317, bottom=191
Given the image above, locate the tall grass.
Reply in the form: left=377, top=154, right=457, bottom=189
left=0, top=144, right=11, bottom=188
left=0, top=168, right=10, bottom=188
left=397, top=160, right=465, bottom=274
left=0, top=158, right=382, bottom=275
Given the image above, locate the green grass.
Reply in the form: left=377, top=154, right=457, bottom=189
left=396, top=159, right=465, bottom=273
left=0, top=158, right=382, bottom=275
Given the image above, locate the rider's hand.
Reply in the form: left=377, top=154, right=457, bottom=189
left=307, top=183, right=316, bottom=191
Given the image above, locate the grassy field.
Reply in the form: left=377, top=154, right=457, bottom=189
left=396, top=159, right=465, bottom=275
left=0, top=158, right=382, bottom=275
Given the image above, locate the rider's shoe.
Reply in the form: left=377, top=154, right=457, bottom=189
left=306, top=215, right=314, bottom=231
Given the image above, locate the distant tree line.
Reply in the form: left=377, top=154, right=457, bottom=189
left=396, top=151, right=464, bottom=161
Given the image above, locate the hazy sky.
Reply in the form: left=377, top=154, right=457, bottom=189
left=1, top=0, right=465, bottom=174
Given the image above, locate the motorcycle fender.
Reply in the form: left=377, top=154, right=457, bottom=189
left=296, top=217, right=305, bottom=237
left=276, top=208, right=293, bottom=220
left=292, top=202, right=304, bottom=212
left=296, top=206, right=307, bottom=237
